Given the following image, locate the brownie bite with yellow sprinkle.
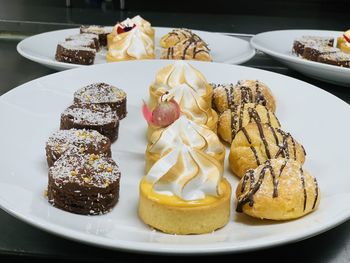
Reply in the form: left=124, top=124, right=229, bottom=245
left=48, top=152, right=120, bottom=215
left=45, top=129, right=111, bottom=167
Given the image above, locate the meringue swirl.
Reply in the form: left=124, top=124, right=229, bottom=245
left=145, top=144, right=223, bottom=201
left=107, top=26, right=155, bottom=61
left=146, top=115, right=225, bottom=172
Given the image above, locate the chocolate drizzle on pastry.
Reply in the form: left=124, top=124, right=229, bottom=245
left=236, top=159, right=318, bottom=213
left=227, top=104, right=280, bottom=142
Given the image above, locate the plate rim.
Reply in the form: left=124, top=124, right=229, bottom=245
left=250, top=29, right=350, bottom=74
left=1, top=60, right=350, bottom=254
left=16, top=26, right=255, bottom=70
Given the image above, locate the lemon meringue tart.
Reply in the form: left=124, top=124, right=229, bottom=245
left=139, top=147, right=231, bottom=235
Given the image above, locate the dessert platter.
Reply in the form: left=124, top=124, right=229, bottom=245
left=0, top=60, right=349, bottom=254
left=17, top=16, right=255, bottom=71
left=250, top=29, right=350, bottom=87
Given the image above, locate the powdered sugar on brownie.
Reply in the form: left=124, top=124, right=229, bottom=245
left=49, top=153, right=120, bottom=188
left=74, top=83, right=126, bottom=104
left=62, top=104, right=118, bottom=125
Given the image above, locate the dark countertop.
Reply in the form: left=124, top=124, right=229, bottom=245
left=0, top=2, right=349, bottom=262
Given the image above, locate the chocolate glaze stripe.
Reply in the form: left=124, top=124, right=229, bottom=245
left=312, top=177, right=319, bottom=209
left=241, top=127, right=252, bottom=144
left=300, top=167, right=307, bottom=211
left=250, top=146, right=261, bottom=166
left=238, top=104, right=245, bottom=129
left=241, top=169, right=254, bottom=193
left=236, top=161, right=272, bottom=212
left=255, top=82, right=267, bottom=107
left=256, top=122, right=271, bottom=159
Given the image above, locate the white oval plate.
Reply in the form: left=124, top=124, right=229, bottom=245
left=17, top=27, right=255, bottom=71
left=0, top=60, right=349, bottom=254
left=250, top=30, right=350, bottom=87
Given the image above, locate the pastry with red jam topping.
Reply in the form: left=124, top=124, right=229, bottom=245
left=336, top=29, right=350, bottom=54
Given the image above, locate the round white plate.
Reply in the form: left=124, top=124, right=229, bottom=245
left=0, top=60, right=349, bottom=254
left=250, top=30, right=350, bottom=87
left=17, top=27, right=255, bottom=71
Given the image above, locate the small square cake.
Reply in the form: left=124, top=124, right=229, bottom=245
left=318, top=51, right=350, bottom=68
left=55, top=41, right=96, bottom=65
left=80, top=25, right=111, bottom=47
left=66, top=33, right=100, bottom=51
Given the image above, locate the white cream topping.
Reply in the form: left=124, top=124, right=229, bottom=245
left=153, top=61, right=209, bottom=97
left=109, top=26, right=154, bottom=59
left=146, top=146, right=222, bottom=201
left=146, top=116, right=224, bottom=200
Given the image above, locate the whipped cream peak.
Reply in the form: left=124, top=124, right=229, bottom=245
left=154, top=61, right=210, bottom=96
left=146, top=115, right=224, bottom=200
left=149, top=115, right=223, bottom=154
left=146, top=146, right=222, bottom=200
left=109, top=25, right=154, bottom=60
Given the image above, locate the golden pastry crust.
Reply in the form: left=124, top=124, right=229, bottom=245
left=160, top=28, right=201, bottom=48
left=161, top=37, right=212, bottom=62
left=229, top=123, right=306, bottom=178
left=138, top=177, right=231, bottom=234
left=218, top=103, right=280, bottom=144
left=236, top=159, right=320, bottom=220
left=337, top=36, right=350, bottom=54
left=212, top=80, right=276, bottom=114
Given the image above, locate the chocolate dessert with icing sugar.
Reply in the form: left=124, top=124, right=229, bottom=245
left=45, top=129, right=111, bottom=167
left=212, top=80, right=276, bottom=114
left=229, top=122, right=306, bottom=178
left=55, top=40, right=96, bottom=65
left=236, top=159, right=320, bottom=220
left=74, top=82, right=127, bottom=120
left=60, top=103, right=119, bottom=142
left=48, top=152, right=120, bottom=215
left=80, top=25, right=110, bottom=47
left=66, top=33, right=100, bottom=51
left=218, top=103, right=280, bottom=144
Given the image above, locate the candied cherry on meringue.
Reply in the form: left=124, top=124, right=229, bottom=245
left=343, top=29, right=350, bottom=43
left=142, top=96, right=180, bottom=128
left=116, top=23, right=136, bottom=34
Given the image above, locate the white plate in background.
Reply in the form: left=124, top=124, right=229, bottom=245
left=251, top=30, right=350, bottom=87
left=0, top=60, right=349, bottom=254
left=17, top=27, right=255, bottom=71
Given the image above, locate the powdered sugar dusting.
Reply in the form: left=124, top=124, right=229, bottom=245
left=50, top=153, right=120, bottom=188
left=74, top=83, right=126, bottom=104
left=62, top=104, right=118, bottom=125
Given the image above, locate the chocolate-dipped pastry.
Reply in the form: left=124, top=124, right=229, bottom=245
left=218, top=103, right=280, bottom=144
left=212, top=80, right=276, bottom=114
left=229, top=123, right=306, bottom=178
left=74, top=82, right=127, bottom=120
left=60, top=104, right=119, bottom=142
left=45, top=129, right=111, bottom=167
left=48, top=152, right=120, bottom=215
left=236, top=159, right=320, bottom=220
